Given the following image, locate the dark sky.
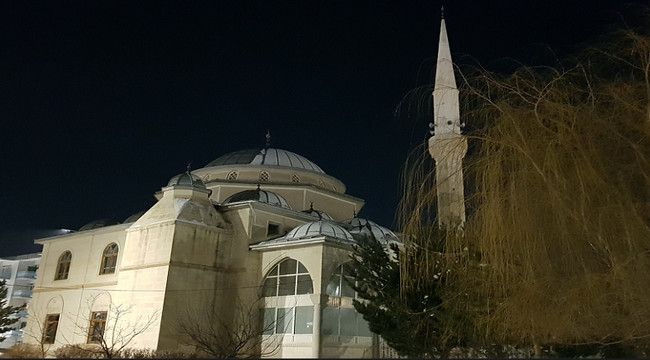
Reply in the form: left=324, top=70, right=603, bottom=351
left=0, top=0, right=639, bottom=256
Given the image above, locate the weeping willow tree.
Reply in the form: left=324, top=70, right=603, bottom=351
left=399, top=22, right=650, bottom=356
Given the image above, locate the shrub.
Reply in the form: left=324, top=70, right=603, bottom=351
left=116, top=348, right=198, bottom=358
left=53, top=344, right=103, bottom=359
left=4, top=343, right=43, bottom=358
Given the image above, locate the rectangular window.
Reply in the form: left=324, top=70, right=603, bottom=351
left=294, top=306, right=314, bottom=334
left=321, top=307, right=338, bottom=336
left=275, top=308, right=293, bottom=334
left=357, top=314, right=373, bottom=337
left=42, top=314, right=60, bottom=344
left=339, top=308, right=356, bottom=336
left=87, top=311, right=107, bottom=344
left=1, top=266, right=12, bottom=279
left=262, top=308, right=276, bottom=335
left=262, top=307, right=314, bottom=335
left=267, top=223, right=280, bottom=237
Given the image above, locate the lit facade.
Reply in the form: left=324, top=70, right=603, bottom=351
left=23, top=148, right=398, bottom=358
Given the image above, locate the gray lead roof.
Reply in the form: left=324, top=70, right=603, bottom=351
left=223, top=189, right=291, bottom=209
left=285, top=220, right=354, bottom=242
left=206, top=148, right=324, bottom=174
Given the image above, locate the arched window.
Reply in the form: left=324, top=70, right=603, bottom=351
left=326, top=263, right=357, bottom=298
left=262, top=258, right=313, bottom=297
left=99, top=243, right=118, bottom=275
left=54, top=251, right=72, bottom=280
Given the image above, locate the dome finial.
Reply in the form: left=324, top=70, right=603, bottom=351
left=186, top=162, right=192, bottom=173
left=441, top=5, right=445, bottom=19
left=265, top=130, right=271, bottom=148
left=256, top=183, right=261, bottom=191
left=309, top=201, right=314, bottom=211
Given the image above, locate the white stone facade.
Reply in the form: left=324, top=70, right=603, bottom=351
left=23, top=148, right=398, bottom=358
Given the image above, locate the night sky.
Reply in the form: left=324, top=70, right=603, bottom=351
left=0, top=0, right=639, bottom=257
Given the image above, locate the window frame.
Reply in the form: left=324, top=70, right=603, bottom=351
left=1, top=265, right=12, bottom=279
left=262, top=259, right=313, bottom=297
left=266, top=222, right=281, bottom=237
left=326, top=263, right=358, bottom=299
left=99, top=243, right=119, bottom=275
left=262, top=306, right=313, bottom=336
left=87, top=311, right=107, bottom=344
left=54, top=251, right=72, bottom=280
left=321, top=307, right=372, bottom=337
left=42, top=313, right=60, bottom=344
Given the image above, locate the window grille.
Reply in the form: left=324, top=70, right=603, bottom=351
left=99, top=243, right=118, bottom=275
left=262, top=258, right=312, bottom=297
left=55, top=251, right=72, bottom=280
left=87, top=311, right=107, bottom=344
left=42, top=314, right=60, bottom=344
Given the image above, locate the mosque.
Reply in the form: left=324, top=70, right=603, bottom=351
left=22, top=15, right=465, bottom=358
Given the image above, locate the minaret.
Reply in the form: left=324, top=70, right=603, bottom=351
left=428, top=10, right=468, bottom=227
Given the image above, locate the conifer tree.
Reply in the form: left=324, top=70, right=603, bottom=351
left=0, top=280, right=21, bottom=343
left=349, top=227, right=463, bottom=357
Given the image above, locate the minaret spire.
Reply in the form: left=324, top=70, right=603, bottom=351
left=428, top=14, right=468, bottom=228
left=431, top=14, right=460, bottom=136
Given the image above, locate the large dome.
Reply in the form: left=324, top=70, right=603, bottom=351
left=206, top=148, right=324, bottom=174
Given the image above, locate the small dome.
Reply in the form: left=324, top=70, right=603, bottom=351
left=344, top=218, right=400, bottom=243
left=223, top=188, right=291, bottom=209
left=206, top=148, right=324, bottom=174
left=167, top=171, right=206, bottom=189
left=286, top=221, right=354, bottom=242
left=302, top=208, right=333, bottom=220
left=123, top=211, right=145, bottom=223
left=79, top=219, right=119, bottom=232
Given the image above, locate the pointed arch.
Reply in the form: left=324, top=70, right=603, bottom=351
left=261, top=258, right=313, bottom=297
